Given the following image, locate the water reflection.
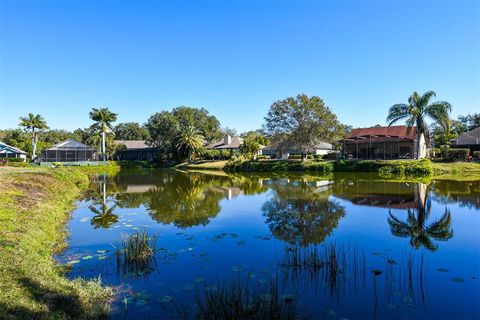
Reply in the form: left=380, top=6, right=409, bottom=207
left=86, top=174, right=119, bottom=229
left=262, top=178, right=345, bottom=246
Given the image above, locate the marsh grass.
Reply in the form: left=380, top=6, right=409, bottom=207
left=116, top=229, right=158, bottom=277
left=192, top=276, right=303, bottom=320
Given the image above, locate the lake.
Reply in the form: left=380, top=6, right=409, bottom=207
left=56, top=169, right=480, bottom=319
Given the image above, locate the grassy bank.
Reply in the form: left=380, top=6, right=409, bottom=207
left=432, top=161, right=480, bottom=176
left=0, top=164, right=118, bottom=319
left=175, top=160, right=228, bottom=171
left=225, top=159, right=434, bottom=177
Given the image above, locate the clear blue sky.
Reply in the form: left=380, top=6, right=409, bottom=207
left=1, top=1, right=479, bottom=132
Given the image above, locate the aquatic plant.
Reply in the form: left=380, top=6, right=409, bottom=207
left=116, top=229, right=158, bottom=277
left=193, top=276, right=303, bottom=320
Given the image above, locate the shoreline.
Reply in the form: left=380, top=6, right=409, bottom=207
left=0, top=165, right=118, bottom=319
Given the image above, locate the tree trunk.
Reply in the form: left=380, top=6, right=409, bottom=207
left=31, top=131, right=36, bottom=160
left=416, top=132, right=421, bottom=160
left=102, top=131, right=106, bottom=161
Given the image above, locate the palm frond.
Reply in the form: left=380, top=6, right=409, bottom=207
left=386, top=104, right=410, bottom=125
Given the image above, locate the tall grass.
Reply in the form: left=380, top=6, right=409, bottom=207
left=193, top=276, right=303, bottom=320
left=116, top=229, right=158, bottom=276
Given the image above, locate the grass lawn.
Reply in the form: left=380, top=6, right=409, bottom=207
left=432, top=161, right=480, bottom=178
left=0, top=165, right=117, bottom=319
left=176, top=160, right=228, bottom=170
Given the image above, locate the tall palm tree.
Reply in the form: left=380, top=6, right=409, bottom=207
left=19, top=113, right=49, bottom=160
left=386, top=91, right=451, bottom=159
left=387, top=199, right=453, bottom=251
left=89, top=107, right=117, bottom=161
left=176, top=126, right=204, bottom=162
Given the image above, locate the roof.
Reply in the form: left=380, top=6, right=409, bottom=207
left=450, top=127, right=480, bottom=146
left=261, top=141, right=333, bottom=152
left=205, top=136, right=244, bottom=149
left=44, top=139, right=96, bottom=151
left=115, top=140, right=151, bottom=149
left=344, top=125, right=417, bottom=140
left=0, top=141, right=27, bottom=154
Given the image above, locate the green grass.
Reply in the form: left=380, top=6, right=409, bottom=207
left=176, top=160, right=229, bottom=170
left=0, top=165, right=118, bottom=319
left=432, top=161, right=480, bottom=177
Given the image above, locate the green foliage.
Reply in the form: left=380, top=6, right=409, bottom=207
left=442, top=148, right=470, bottom=161
left=473, top=151, right=480, bottom=160
left=18, top=113, right=49, bottom=159
left=114, top=122, right=150, bottom=140
left=176, top=126, right=205, bottom=162
left=387, top=90, right=452, bottom=158
left=432, top=148, right=441, bottom=159
left=240, top=130, right=269, bottom=145
left=89, top=107, right=118, bottom=160
left=264, top=94, right=345, bottom=160
left=146, top=107, right=222, bottom=161
left=334, top=159, right=433, bottom=176
left=457, top=113, right=480, bottom=131
left=240, top=137, right=261, bottom=160
left=225, top=160, right=335, bottom=173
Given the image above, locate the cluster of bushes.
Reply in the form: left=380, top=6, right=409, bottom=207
left=474, top=151, right=480, bottom=160
left=334, top=159, right=433, bottom=176
left=227, top=159, right=433, bottom=176
left=225, top=159, right=334, bottom=173
left=441, top=148, right=471, bottom=162
left=200, top=149, right=235, bottom=160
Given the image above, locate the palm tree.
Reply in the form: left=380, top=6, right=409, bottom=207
left=176, top=126, right=204, bottom=162
left=387, top=199, right=453, bottom=251
left=19, top=113, right=49, bottom=160
left=386, top=91, right=451, bottom=159
left=89, top=108, right=117, bottom=161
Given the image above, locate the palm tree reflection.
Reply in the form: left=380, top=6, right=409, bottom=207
left=387, top=197, right=453, bottom=251
left=88, top=175, right=118, bottom=229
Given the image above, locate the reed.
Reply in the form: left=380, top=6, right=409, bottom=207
left=115, top=229, right=158, bottom=276
left=194, top=276, right=302, bottom=320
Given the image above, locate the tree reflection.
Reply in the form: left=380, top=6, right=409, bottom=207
left=87, top=176, right=119, bottom=229
left=263, top=179, right=345, bottom=246
left=388, top=197, right=453, bottom=251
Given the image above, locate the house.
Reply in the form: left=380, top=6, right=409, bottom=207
left=450, top=127, right=480, bottom=152
left=260, top=141, right=334, bottom=159
left=114, top=140, right=157, bottom=161
left=338, top=125, right=428, bottom=159
left=0, top=141, right=27, bottom=161
left=39, top=139, right=97, bottom=162
left=204, top=135, right=244, bottom=152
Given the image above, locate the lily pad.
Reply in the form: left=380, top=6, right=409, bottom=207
left=371, top=269, right=383, bottom=276
left=387, top=259, right=397, bottom=265
left=158, top=295, right=173, bottom=303
left=97, top=249, right=108, bottom=254
left=67, top=259, right=80, bottom=265
left=82, top=255, right=94, bottom=260
left=451, top=277, right=464, bottom=283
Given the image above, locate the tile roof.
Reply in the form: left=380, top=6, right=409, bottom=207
left=450, top=127, right=480, bottom=146
left=115, top=140, right=151, bottom=149
left=346, top=125, right=416, bottom=140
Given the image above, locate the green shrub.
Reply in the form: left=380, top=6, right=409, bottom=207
left=2, top=157, right=25, bottom=163
left=257, top=155, right=269, bottom=160
left=473, top=151, right=480, bottom=160
left=288, top=154, right=302, bottom=160
left=442, top=148, right=470, bottom=161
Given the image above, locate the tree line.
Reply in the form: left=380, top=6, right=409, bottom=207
left=1, top=92, right=477, bottom=162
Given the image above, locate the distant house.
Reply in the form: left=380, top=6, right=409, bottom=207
left=115, top=140, right=157, bottom=161
left=338, top=125, right=428, bottom=159
left=0, top=141, right=27, bottom=161
left=39, top=140, right=97, bottom=162
left=204, top=135, right=244, bottom=152
left=450, top=127, right=480, bottom=152
left=260, top=142, right=334, bottom=159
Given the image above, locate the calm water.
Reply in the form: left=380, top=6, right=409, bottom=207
left=56, top=169, right=480, bottom=319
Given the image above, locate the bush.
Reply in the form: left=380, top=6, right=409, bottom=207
left=3, top=157, right=26, bottom=163
left=313, top=154, right=323, bottom=160
left=324, top=152, right=339, bottom=160
left=432, top=148, right=441, bottom=159
left=442, top=148, right=470, bottom=161
left=288, top=154, right=302, bottom=160
left=257, top=155, right=269, bottom=160
left=473, top=151, right=480, bottom=160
